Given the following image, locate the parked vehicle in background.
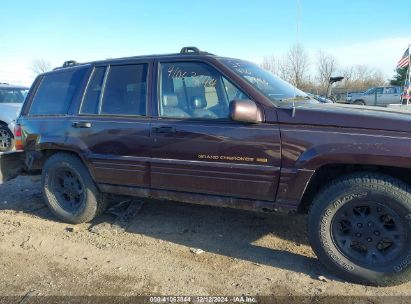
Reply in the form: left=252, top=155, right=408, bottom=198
left=3, top=47, right=411, bottom=286
left=0, top=83, right=29, bottom=151
left=345, top=91, right=364, bottom=102
left=346, top=86, right=402, bottom=106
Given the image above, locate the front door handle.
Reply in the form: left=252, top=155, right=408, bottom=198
left=72, top=121, right=92, bottom=128
left=152, top=126, right=176, bottom=134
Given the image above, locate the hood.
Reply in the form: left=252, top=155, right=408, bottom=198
left=276, top=103, right=411, bottom=133
left=0, top=103, right=22, bottom=110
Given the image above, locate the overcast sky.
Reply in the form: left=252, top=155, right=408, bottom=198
left=0, top=0, right=410, bottom=86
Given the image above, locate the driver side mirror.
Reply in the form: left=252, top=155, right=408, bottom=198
left=229, top=99, right=263, bottom=123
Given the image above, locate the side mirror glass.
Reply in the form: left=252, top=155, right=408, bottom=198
left=229, top=99, right=263, bottom=123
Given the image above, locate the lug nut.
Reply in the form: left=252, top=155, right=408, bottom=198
left=374, top=231, right=380, bottom=236
left=355, top=233, right=362, bottom=237
left=357, top=223, right=363, bottom=228
left=368, top=221, right=374, bottom=227
left=367, top=237, right=373, bottom=242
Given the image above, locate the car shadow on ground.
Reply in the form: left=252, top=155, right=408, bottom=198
left=124, top=199, right=325, bottom=279
left=0, top=177, right=334, bottom=282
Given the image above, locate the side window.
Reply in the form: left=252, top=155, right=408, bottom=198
left=375, top=88, right=384, bottom=94
left=223, top=77, right=248, bottom=101
left=159, top=62, right=247, bottom=120
left=29, top=69, right=86, bottom=115
left=100, top=64, right=148, bottom=116
left=384, top=87, right=397, bottom=94
left=80, top=67, right=106, bottom=114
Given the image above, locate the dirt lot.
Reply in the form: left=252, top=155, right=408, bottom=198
left=1, top=176, right=411, bottom=301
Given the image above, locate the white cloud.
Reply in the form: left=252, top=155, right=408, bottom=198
left=320, top=37, right=411, bottom=79
left=0, top=58, right=37, bottom=87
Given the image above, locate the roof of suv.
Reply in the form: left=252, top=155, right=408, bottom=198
left=52, top=46, right=229, bottom=72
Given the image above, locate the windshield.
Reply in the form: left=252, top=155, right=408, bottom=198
left=220, top=59, right=308, bottom=104
left=0, top=88, right=28, bottom=103
left=364, top=88, right=375, bottom=95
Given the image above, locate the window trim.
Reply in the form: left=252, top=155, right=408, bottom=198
left=156, top=60, right=250, bottom=122
left=78, top=66, right=105, bottom=115
left=78, top=62, right=151, bottom=118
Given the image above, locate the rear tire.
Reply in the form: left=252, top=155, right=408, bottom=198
left=42, top=153, right=108, bottom=224
left=0, top=125, right=14, bottom=152
left=308, top=172, right=411, bottom=286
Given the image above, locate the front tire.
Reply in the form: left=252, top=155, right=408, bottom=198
left=308, top=172, right=411, bottom=286
left=42, top=153, right=108, bottom=224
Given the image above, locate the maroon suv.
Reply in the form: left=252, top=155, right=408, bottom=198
left=2, top=47, right=411, bottom=286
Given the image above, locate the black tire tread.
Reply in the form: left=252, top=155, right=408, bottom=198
left=308, top=171, right=411, bottom=286
left=42, top=152, right=108, bottom=224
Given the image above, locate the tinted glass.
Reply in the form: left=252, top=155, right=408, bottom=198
left=222, top=77, right=248, bottom=101
left=29, top=69, right=86, bottom=115
left=159, top=62, right=242, bottom=119
left=100, top=64, right=148, bottom=116
left=0, top=88, right=28, bottom=103
left=221, top=59, right=308, bottom=104
left=80, top=67, right=106, bottom=114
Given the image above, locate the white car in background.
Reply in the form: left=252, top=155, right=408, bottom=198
left=0, top=83, right=29, bottom=151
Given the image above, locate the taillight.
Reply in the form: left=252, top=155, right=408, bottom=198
left=14, top=124, right=24, bottom=150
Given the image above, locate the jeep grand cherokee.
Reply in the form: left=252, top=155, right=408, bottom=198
left=2, top=47, right=411, bottom=286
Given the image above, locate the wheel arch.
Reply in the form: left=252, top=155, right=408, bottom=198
left=26, top=148, right=96, bottom=181
left=298, top=163, right=411, bottom=213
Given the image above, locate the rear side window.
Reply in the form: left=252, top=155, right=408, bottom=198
left=29, top=69, right=86, bottom=115
left=100, top=64, right=148, bottom=116
left=81, top=64, right=148, bottom=116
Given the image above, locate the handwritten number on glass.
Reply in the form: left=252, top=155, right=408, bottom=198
left=167, top=65, right=216, bottom=87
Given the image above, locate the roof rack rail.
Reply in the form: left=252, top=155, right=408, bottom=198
left=180, top=46, right=213, bottom=55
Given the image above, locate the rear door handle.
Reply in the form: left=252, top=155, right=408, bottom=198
left=152, top=126, right=176, bottom=134
left=72, top=121, right=92, bottom=128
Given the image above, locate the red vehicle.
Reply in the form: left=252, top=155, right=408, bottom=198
left=2, top=47, right=411, bottom=286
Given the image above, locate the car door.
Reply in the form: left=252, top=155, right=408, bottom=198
left=373, top=87, right=385, bottom=105
left=66, top=62, right=153, bottom=189
left=383, top=87, right=401, bottom=105
left=150, top=60, right=281, bottom=202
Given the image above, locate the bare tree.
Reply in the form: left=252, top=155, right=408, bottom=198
left=316, top=51, right=338, bottom=89
left=261, top=55, right=278, bottom=75
left=285, top=44, right=310, bottom=88
left=338, top=65, right=385, bottom=91
left=260, top=55, right=292, bottom=83
left=260, top=46, right=387, bottom=94
left=30, top=59, right=52, bottom=75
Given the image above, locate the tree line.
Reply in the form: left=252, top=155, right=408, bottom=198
left=261, top=44, right=389, bottom=94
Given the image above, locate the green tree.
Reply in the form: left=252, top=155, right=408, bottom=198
left=390, top=67, right=408, bottom=86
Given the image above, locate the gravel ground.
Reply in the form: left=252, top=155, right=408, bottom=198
left=1, top=176, right=411, bottom=302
